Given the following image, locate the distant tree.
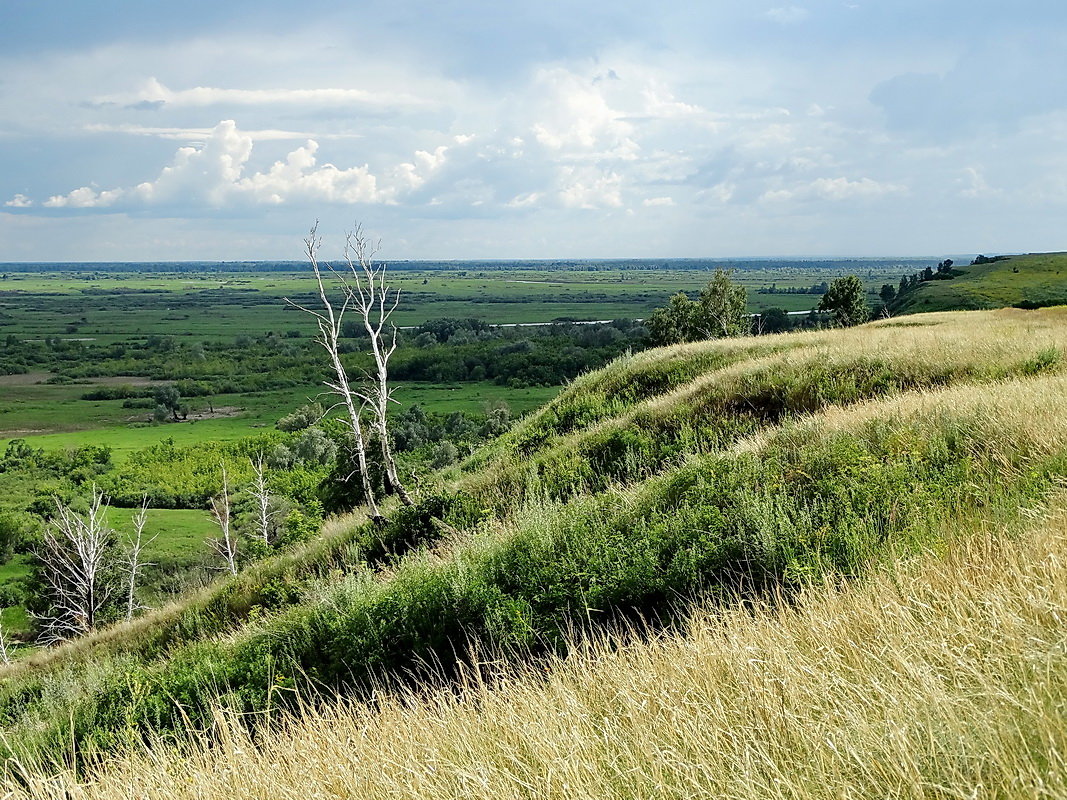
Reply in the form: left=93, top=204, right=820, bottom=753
left=697, top=269, right=748, bottom=338
left=152, top=385, right=183, bottom=421
left=758, top=307, right=792, bottom=333
left=0, top=624, right=11, bottom=664
left=645, top=292, right=700, bottom=346
left=277, top=402, right=323, bottom=433
left=646, top=269, right=747, bottom=345
left=818, top=275, right=869, bottom=327
left=248, top=455, right=280, bottom=547
left=879, top=284, right=897, bottom=304
left=122, top=498, right=155, bottom=622
left=921, top=266, right=935, bottom=282
left=34, top=488, right=118, bottom=644
left=430, top=441, right=460, bottom=469
left=209, top=466, right=238, bottom=576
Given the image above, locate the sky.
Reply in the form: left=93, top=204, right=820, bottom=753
left=2, top=0, right=1066, bottom=261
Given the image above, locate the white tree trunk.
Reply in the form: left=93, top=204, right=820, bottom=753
left=36, top=486, right=114, bottom=645
left=124, top=496, right=156, bottom=622
left=343, top=227, right=414, bottom=506
left=250, top=454, right=278, bottom=545
left=287, top=224, right=382, bottom=520
left=210, top=466, right=238, bottom=576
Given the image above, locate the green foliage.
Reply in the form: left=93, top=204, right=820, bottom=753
left=277, top=403, right=323, bottom=433
left=893, top=252, right=1067, bottom=313
left=818, top=275, right=870, bottom=327
left=646, top=293, right=701, bottom=346
left=103, top=435, right=283, bottom=508
left=645, top=270, right=749, bottom=345
left=698, top=269, right=749, bottom=338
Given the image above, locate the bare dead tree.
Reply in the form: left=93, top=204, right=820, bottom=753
left=123, top=496, right=157, bottom=622
left=341, top=226, right=413, bottom=506
left=0, top=624, right=13, bottom=664
left=249, top=454, right=280, bottom=546
left=210, top=465, right=238, bottom=576
left=35, top=487, right=115, bottom=645
left=287, top=223, right=382, bottom=521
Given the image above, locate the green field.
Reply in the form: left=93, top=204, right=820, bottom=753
left=0, top=379, right=558, bottom=457
left=0, top=262, right=914, bottom=343
left=0, top=260, right=913, bottom=450
left=0, top=259, right=928, bottom=650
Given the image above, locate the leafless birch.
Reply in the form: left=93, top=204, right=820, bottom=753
left=287, top=223, right=382, bottom=520
left=35, top=487, right=115, bottom=645
left=249, top=454, right=279, bottom=546
left=210, top=465, right=238, bottom=576
left=341, top=226, right=413, bottom=506
left=123, top=496, right=156, bottom=622
left=0, top=624, right=13, bottom=664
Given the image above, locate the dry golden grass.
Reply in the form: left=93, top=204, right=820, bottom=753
left=12, top=494, right=1067, bottom=799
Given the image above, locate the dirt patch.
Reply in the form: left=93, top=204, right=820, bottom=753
left=0, top=371, right=53, bottom=387
left=0, top=429, right=46, bottom=438
left=82, top=375, right=158, bottom=387
left=126, top=406, right=244, bottom=424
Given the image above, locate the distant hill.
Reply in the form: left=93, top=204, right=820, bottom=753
left=893, top=251, right=1067, bottom=313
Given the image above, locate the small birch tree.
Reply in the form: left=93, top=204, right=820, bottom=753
left=35, top=487, right=115, bottom=644
left=210, top=465, right=238, bottom=575
left=288, top=224, right=382, bottom=520
left=249, top=454, right=280, bottom=546
left=122, top=496, right=156, bottom=622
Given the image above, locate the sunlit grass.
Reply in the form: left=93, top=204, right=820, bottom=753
left=12, top=495, right=1067, bottom=799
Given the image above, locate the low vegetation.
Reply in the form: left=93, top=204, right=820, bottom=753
left=12, top=495, right=1065, bottom=798
left=0, top=306, right=1065, bottom=781
left=891, top=250, right=1067, bottom=313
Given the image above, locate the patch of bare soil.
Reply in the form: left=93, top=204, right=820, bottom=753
left=0, top=371, right=52, bottom=387
left=125, top=406, right=243, bottom=424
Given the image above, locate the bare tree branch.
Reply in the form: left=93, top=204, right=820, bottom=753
left=210, top=465, right=238, bottom=576
left=34, top=486, right=115, bottom=645
left=250, top=454, right=280, bottom=546
left=123, top=496, right=157, bottom=622
left=285, top=222, right=382, bottom=520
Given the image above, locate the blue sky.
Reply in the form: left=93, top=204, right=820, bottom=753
left=2, top=0, right=1066, bottom=260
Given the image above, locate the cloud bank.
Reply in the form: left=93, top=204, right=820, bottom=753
left=2, top=1, right=1066, bottom=259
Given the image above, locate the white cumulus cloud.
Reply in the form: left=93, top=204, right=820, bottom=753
left=558, top=166, right=624, bottom=209
left=32, top=120, right=451, bottom=209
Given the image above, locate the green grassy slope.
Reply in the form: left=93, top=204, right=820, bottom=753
left=3, top=308, right=1067, bottom=766
left=895, top=251, right=1067, bottom=312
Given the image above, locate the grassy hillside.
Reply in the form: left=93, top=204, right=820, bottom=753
left=895, top=251, right=1067, bottom=312
left=16, top=499, right=1067, bottom=798
left=3, top=307, right=1067, bottom=780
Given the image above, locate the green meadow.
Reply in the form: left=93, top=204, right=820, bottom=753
left=0, top=262, right=912, bottom=342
